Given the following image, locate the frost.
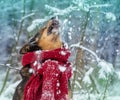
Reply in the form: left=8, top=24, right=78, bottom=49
left=98, top=60, right=114, bottom=79
left=59, top=66, right=66, bottom=72
left=105, top=12, right=116, bottom=21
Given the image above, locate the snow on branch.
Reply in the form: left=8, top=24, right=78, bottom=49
left=89, top=4, right=112, bottom=9
left=0, top=63, right=20, bottom=71
left=27, top=18, right=47, bottom=32
left=45, top=5, right=76, bottom=16
left=105, top=12, right=116, bottom=21
left=98, top=60, right=114, bottom=79
left=21, top=13, right=35, bottom=21
left=27, top=15, right=56, bottom=32
left=70, top=43, right=100, bottom=63
left=70, top=43, right=115, bottom=79
left=83, top=68, right=94, bottom=84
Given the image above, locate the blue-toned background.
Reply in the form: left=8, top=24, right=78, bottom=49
left=0, top=0, right=120, bottom=100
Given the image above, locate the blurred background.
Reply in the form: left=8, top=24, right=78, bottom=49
left=0, top=0, right=120, bottom=100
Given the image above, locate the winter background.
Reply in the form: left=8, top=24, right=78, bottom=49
left=0, top=0, right=120, bottom=100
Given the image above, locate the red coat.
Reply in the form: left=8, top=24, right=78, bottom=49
left=22, top=48, right=72, bottom=100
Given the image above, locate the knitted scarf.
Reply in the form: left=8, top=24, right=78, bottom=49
left=22, top=48, right=72, bottom=100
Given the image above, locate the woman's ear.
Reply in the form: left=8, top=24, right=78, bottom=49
left=19, top=43, right=30, bottom=54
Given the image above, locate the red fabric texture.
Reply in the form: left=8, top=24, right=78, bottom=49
left=22, top=48, right=72, bottom=100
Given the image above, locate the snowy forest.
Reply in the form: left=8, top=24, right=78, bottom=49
left=0, top=0, right=120, bottom=100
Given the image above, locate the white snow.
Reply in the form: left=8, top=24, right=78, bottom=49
left=68, top=32, right=72, bottom=40
left=59, top=65, right=66, bottom=72
left=33, top=61, right=37, bottom=66
left=60, top=51, right=66, bottom=56
left=105, top=12, right=116, bottom=21
left=75, top=81, right=81, bottom=89
left=37, top=64, right=41, bottom=69
left=57, top=83, right=60, bottom=87
left=0, top=80, right=21, bottom=100
left=45, top=5, right=76, bottom=16
left=27, top=24, right=38, bottom=32
left=83, top=68, right=94, bottom=84
left=56, top=90, right=61, bottom=94
left=63, top=19, right=68, bottom=25
left=41, top=90, right=54, bottom=100
left=29, top=68, right=34, bottom=73
left=27, top=19, right=47, bottom=32
left=90, top=4, right=111, bottom=8
left=70, top=43, right=100, bottom=62
left=73, top=94, right=120, bottom=100
left=21, top=13, right=35, bottom=21
left=116, top=71, right=120, bottom=79
left=72, top=0, right=89, bottom=12
left=83, top=75, right=91, bottom=84
left=98, top=60, right=114, bottom=79
left=56, top=74, right=59, bottom=77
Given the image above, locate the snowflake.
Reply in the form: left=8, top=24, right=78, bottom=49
left=29, top=68, right=35, bottom=73
left=59, top=65, right=66, bottom=72
left=33, top=61, right=37, bottom=66
left=60, top=51, right=66, bottom=56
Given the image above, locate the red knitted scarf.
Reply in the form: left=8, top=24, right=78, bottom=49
left=22, top=48, right=72, bottom=100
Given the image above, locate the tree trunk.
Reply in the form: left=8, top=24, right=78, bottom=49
left=71, top=10, right=90, bottom=98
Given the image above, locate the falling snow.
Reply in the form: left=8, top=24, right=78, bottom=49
left=59, top=65, right=66, bottom=72
left=0, top=0, right=120, bottom=100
